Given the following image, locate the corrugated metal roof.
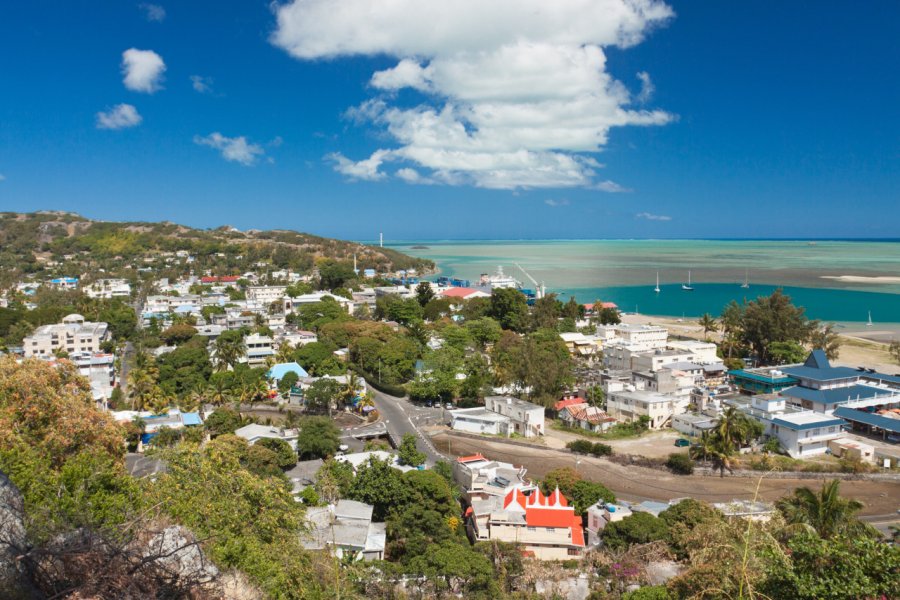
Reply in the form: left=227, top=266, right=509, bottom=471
left=781, top=384, right=888, bottom=406
left=833, top=408, right=900, bottom=433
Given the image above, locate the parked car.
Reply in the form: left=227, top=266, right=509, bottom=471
left=445, top=403, right=454, bottom=410
left=674, top=438, right=691, bottom=447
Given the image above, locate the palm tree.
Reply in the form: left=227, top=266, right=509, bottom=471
left=776, top=480, right=870, bottom=539
left=214, top=334, right=246, bottom=372
left=698, top=313, right=718, bottom=339
left=719, top=301, right=744, bottom=359
left=809, top=323, right=842, bottom=360
left=275, top=340, right=295, bottom=363
left=207, top=379, right=230, bottom=406
left=690, top=431, right=716, bottom=462
left=690, top=432, right=736, bottom=477
left=343, top=371, right=362, bottom=404
left=716, top=406, right=756, bottom=451
left=127, top=365, right=157, bottom=411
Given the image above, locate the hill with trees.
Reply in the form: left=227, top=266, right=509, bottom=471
left=0, top=211, right=433, bottom=287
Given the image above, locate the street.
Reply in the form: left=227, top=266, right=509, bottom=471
left=370, top=388, right=446, bottom=465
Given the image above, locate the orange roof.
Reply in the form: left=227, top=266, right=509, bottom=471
left=457, top=453, right=486, bottom=463
left=525, top=508, right=576, bottom=528
left=584, top=302, right=618, bottom=310
left=554, top=397, right=586, bottom=411
left=441, top=287, right=481, bottom=298
left=570, top=516, right=585, bottom=546
left=503, top=487, right=527, bottom=510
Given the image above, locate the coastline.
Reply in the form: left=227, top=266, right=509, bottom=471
left=619, top=313, right=900, bottom=374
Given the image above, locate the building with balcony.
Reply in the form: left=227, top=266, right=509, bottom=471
left=23, top=314, right=110, bottom=358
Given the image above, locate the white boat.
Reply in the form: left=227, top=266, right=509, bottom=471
left=741, top=269, right=750, bottom=289
left=867, top=311, right=873, bottom=327
left=478, top=266, right=521, bottom=290
left=682, top=271, right=694, bottom=291
left=654, top=271, right=660, bottom=293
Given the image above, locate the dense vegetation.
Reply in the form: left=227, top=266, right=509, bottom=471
left=0, top=211, right=433, bottom=288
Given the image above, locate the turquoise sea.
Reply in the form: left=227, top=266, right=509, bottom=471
left=387, top=240, right=900, bottom=323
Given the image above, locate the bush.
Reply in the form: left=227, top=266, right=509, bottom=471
left=603, top=512, right=669, bottom=551
left=666, top=453, right=694, bottom=475
left=567, top=439, right=593, bottom=454
left=589, top=442, right=613, bottom=457
left=355, top=368, right=407, bottom=397
left=256, top=437, right=298, bottom=469
left=624, top=586, right=671, bottom=600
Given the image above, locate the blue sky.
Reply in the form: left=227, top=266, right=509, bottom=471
left=0, top=1, right=898, bottom=240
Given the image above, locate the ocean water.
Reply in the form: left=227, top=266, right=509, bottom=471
left=388, top=240, right=900, bottom=323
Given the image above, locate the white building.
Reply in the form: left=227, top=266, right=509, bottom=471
left=452, top=453, right=535, bottom=503
left=234, top=424, right=299, bottom=450
left=606, top=389, right=690, bottom=429
left=247, top=285, right=287, bottom=305
left=242, top=333, right=275, bottom=367
left=24, top=314, right=110, bottom=358
left=484, top=396, right=545, bottom=437
left=302, top=500, right=386, bottom=561
left=283, top=292, right=354, bottom=315
left=596, top=324, right=668, bottom=350
left=666, top=340, right=719, bottom=363
left=450, top=408, right=511, bottom=436
left=84, top=278, right=132, bottom=299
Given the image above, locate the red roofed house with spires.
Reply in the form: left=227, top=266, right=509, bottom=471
left=466, top=486, right=585, bottom=560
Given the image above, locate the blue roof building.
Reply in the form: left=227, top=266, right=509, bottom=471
left=267, top=361, right=309, bottom=381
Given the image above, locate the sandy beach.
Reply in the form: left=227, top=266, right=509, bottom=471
left=620, top=313, right=900, bottom=374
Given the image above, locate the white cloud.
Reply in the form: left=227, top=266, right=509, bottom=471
left=0, top=174, right=5, bottom=182
left=272, top=0, right=674, bottom=189
left=139, top=3, right=166, bottom=22
left=194, top=132, right=265, bottom=165
left=636, top=211, right=672, bottom=221
left=96, top=103, right=143, bottom=129
left=596, top=180, right=630, bottom=193
left=122, top=48, right=166, bottom=93
left=327, top=150, right=390, bottom=181
left=190, top=75, right=213, bottom=93
left=544, top=198, right=569, bottom=207
left=636, top=71, right=655, bottom=103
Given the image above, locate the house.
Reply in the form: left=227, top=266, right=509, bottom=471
left=452, top=454, right=535, bottom=504
left=606, top=389, right=690, bottom=429
left=84, top=278, right=132, bottom=299
left=450, top=408, right=511, bottom=436
left=242, top=333, right=275, bottom=367
left=334, top=451, right=417, bottom=473
left=267, top=362, right=309, bottom=382
left=49, top=276, right=79, bottom=289
left=23, top=314, right=110, bottom=358
left=559, top=332, right=601, bottom=359
left=827, top=438, right=875, bottom=463
left=726, top=394, right=847, bottom=458
left=438, top=287, right=490, bottom=300
left=672, top=413, right=718, bottom=437
left=729, top=366, right=798, bottom=395
left=484, top=396, right=545, bottom=437
left=586, top=501, right=632, bottom=545
left=466, top=487, right=584, bottom=560
left=302, top=500, right=386, bottom=561
left=246, top=285, right=287, bottom=304
left=234, top=424, right=299, bottom=451
left=111, top=410, right=203, bottom=447
left=558, top=403, right=616, bottom=433
left=283, top=292, right=354, bottom=315
left=713, top=500, right=776, bottom=522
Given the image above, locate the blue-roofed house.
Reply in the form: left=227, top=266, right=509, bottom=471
left=267, top=361, right=309, bottom=381
left=728, top=367, right=797, bottom=395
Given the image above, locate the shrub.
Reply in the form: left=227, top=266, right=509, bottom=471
left=590, top=442, right=613, bottom=457
left=666, top=453, right=694, bottom=475
left=567, top=439, right=593, bottom=454
left=624, top=586, right=671, bottom=600
left=603, top=512, right=669, bottom=551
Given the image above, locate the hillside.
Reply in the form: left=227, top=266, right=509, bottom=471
left=0, top=211, right=433, bottom=286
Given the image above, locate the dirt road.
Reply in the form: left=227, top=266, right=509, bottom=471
left=433, top=432, right=900, bottom=517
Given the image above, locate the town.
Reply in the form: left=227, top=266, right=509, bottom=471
left=1, top=214, right=898, bottom=599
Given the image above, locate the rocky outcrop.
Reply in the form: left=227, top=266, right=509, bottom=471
left=0, top=471, right=27, bottom=595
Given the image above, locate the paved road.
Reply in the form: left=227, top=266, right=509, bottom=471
left=370, top=388, right=446, bottom=465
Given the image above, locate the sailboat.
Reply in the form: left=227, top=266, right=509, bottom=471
left=741, top=269, right=750, bottom=289
left=867, top=311, right=873, bottom=327
left=682, top=271, right=694, bottom=291
left=654, top=271, right=660, bottom=293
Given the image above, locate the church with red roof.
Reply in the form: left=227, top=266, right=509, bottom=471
left=465, top=485, right=585, bottom=560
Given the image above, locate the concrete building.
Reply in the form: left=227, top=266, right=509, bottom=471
left=484, top=396, right=545, bottom=437
left=453, top=453, right=535, bottom=503
left=283, top=292, right=354, bottom=315
left=234, top=424, right=299, bottom=451
left=24, top=314, right=110, bottom=358
left=672, top=412, right=718, bottom=437
left=302, top=500, right=387, bottom=561
left=596, top=324, right=668, bottom=350
left=586, top=501, right=631, bottom=545
left=606, top=389, right=690, bottom=429
left=84, top=278, right=132, bottom=299
left=466, top=488, right=584, bottom=560
left=242, top=333, right=275, bottom=367
left=247, top=285, right=287, bottom=304
left=557, top=402, right=616, bottom=433
left=450, top=408, right=511, bottom=436
left=559, top=332, right=601, bottom=359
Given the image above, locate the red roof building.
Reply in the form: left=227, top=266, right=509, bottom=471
left=554, top=396, right=586, bottom=411
left=439, top=287, right=490, bottom=300
left=467, top=486, right=584, bottom=560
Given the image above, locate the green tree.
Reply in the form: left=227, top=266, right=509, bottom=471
left=776, top=479, right=872, bottom=539
left=423, top=297, right=454, bottom=321
left=213, top=330, right=246, bottom=371
left=761, top=532, right=900, bottom=600
left=698, top=313, right=718, bottom=338
left=569, top=479, right=616, bottom=514
left=768, top=340, right=808, bottom=365
left=159, top=322, right=198, bottom=346
left=530, top=294, right=562, bottom=331
left=397, top=433, right=426, bottom=467
left=315, top=458, right=355, bottom=504
left=204, top=407, right=243, bottom=437
left=488, top=288, right=529, bottom=332
left=296, top=416, right=340, bottom=459
left=348, top=456, right=406, bottom=520
left=317, top=259, right=357, bottom=290
left=809, top=322, right=842, bottom=360
left=294, top=340, right=345, bottom=375
left=465, top=316, right=503, bottom=349
left=602, top=512, right=669, bottom=551
left=304, top=377, right=342, bottom=415
left=415, top=281, right=436, bottom=307
left=256, top=437, right=297, bottom=468
left=741, top=289, right=814, bottom=364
